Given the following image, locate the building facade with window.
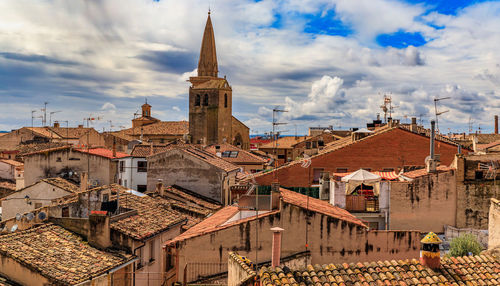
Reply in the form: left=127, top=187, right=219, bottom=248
left=116, top=156, right=148, bottom=192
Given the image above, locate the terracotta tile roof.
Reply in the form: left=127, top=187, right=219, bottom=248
left=259, top=254, right=500, bottom=286
left=42, top=177, right=79, bottom=193
left=24, top=127, right=61, bottom=139
left=403, top=165, right=454, bottom=179
left=74, top=147, right=129, bottom=159
left=12, top=142, right=68, bottom=156
left=49, top=127, right=94, bottom=139
left=154, top=146, right=239, bottom=173
left=21, top=145, right=72, bottom=157
left=478, top=140, right=500, bottom=150
left=0, top=180, right=16, bottom=192
left=122, top=121, right=189, bottom=136
left=0, top=223, right=134, bottom=285
left=110, top=190, right=186, bottom=240
left=0, top=159, right=23, bottom=167
left=280, top=188, right=366, bottom=227
left=163, top=185, right=221, bottom=211
left=204, top=143, right=267, bottom=164
left=259, top=136, right=311, bottom=149
left=474, top=134, right=500, bottom=144
left=132, top=116, right=160, bottom=122
left=193, top=78, right=230, bottom=89
left=130, top=140, right=189, bottom=157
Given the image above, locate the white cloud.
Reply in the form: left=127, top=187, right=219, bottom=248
left=172, top=106, right=181, bottom=112
left=101, top=102, right=116, bottom=110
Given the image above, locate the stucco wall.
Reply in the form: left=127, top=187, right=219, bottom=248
left=24, top=149, right=116, bottom=186
left=170, top=201, right=419, bottom=283
left=147, top=149, right=225, bottom=203
left=0, top=161, right=15, bottom=180
left=390, top=170, right=457, bottom=233
left=489, top=198, right=500, bottom=250
left=0, top=254, right=51, bottom=286
left=1, top=181, right=73, bottom=221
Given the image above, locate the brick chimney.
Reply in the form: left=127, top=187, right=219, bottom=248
left=112, top=137, right=117, bottom=158
left=420, top=232, right=442, bottom=270
left=78, top=124, right=84, bottom=128
left=215, top=145, right=221, bottom=157
left=271, top=227, right=284, bottom=267
left=156, top=180, right=164, bottom=196
left=495, top=115, right=498, bottom=134
left=80, top=172, right=88, bottom=192
left=53, top=122, right=60, bottom=128
left=88, top=212, right=111, bottom=249
left=410, top=117, right=417, bottom=132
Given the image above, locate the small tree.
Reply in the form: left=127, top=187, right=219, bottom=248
left=449, top=233, right=483, bottom=257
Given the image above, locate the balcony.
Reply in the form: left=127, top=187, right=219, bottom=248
left=345, top=195, right=379, bottom=212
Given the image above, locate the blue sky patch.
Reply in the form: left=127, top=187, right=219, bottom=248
left=405, top=0, right=490, bottom=15
left=303, top=10, right=353, bottom=37
left=376, top=31, right=427, bottom=48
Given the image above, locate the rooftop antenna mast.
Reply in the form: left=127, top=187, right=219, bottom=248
left=434, top=97, right=451, bottom=134
left=49, top=111, right=61, bottom=127
left=380, top=93, right=394, bottom=123
left=272, top=107, right=288, bottom=172
left=41, top=102, right=48, bottom=126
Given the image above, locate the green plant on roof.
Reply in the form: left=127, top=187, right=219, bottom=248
left=448, top=233, right=483, bottom=257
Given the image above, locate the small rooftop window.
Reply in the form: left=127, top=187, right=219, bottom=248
left=222, top=151, right=239, bottom=158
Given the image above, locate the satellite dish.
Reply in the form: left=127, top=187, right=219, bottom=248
left=10, top=224, right=18, bottom=232
left=38, top=211, right=47, bottom=220
left=26, top=213, right=34, bottom=221
left=15, top=213, right=22, bottom=221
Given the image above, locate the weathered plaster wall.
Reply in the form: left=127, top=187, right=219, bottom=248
left=1, top=181, right=72, bottom=221
left=0, top=162, right=15, bottom=180
left=489, top=198, right=500, bottom=250
left=390, top=170, right=457, bottom=233
left=170, top=201, right=419, bottom=283
left=147, top=149, right=225, bottom=203
left=24, top=149, right=116, bottom=186
left=0, top=254, right=51, bottom=286
left=456, top=181, right=500, bottom=229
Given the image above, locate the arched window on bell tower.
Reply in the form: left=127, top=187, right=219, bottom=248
left=195, top=94, right=201, bottom=106
left=224, top=93, right=228, bottom=108
left=203, top=94, right=209, bottom=106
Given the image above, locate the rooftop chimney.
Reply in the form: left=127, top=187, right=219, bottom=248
left=215, top=145, right=221, bottom=157
left=495, top=115, right=498, bottom=134
left=156, top=180, right=164, bottom=197
left=53, top=122, right=60, bottom=128
left=271, top=227, right=284, bottom=268
left=410, top=117, right=417, bottom=132
left=88, top=213, right=111, bottom=249
left=78, top=124, right=84, bottom=128
left=426, top=120, right=437, bottom=173
left=420, top=232, right=442, bottom=270
left=80, top=172, right=88, bottom=192
left=112, top=137, right=117, bottom=158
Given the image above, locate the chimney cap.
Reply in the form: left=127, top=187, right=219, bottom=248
left=270, top=226, right=284, bottom=232
left=421, top=232, right=442, bottom=244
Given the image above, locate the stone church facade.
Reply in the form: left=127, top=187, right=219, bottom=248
left=188, top=12, right=250, bottom=149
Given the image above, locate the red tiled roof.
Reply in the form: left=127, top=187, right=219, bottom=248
left=280, top=188, right=366, bottom=227
left=204, top=143, right=267, bottom=164
left=49, top=127, right=95, bottom=139
left=478, top=140, right=500, bottom=150
left=259, top=136, right=310, bottom=149
left=259, top=254, right=500, bottom=286
left=22, top=145, right=72, bottom=157
left=0, top=223, right=134, bottom=285
left=130, top=141, right=189, bottom=157
left=74, top=147, right=129, bottom=159
left=403, top=165, right=454, bottom=179
left=122, top=121, right=189, bottom=136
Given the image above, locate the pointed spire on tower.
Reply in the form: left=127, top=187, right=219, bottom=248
left=197, top=11, right=218, bottom=77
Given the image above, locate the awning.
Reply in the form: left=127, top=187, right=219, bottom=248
left=341, top=169, right=381, bottom=196
left=372, top=171, right=399, bottom=180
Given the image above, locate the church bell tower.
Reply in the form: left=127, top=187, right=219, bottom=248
left=189, top=12, right=233, bottom=145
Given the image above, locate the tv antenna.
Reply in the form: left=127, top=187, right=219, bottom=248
left=479, top=161, right=499, bottom=180
left=379, top=93, right=396, bottom=123
left=434, top=97, right=450, bottom=134
left=272, top=107, right=288, bottom=171
left=41, top=102, right=49, bottom=126
left=49, top=111, right=61, bottom=126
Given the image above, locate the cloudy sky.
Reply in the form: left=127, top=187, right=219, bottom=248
left=0, top=0, right=499, bottom=135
